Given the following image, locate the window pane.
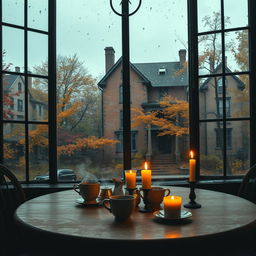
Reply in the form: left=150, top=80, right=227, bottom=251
left=57, top=0, right=189, bottom=181
left=2, top=0, right=24, bottom=26
left=28, top=31, right=48, bottom=75
left=225, top=30, right=249, bottom=73
left=28, top=77, right=48, bottom=121
left=224, top=0, right=248, bottom=29
left=226, top=74, right=249, bottom=118
left=198, top=33, right=222, bottom=76
left=4, top=123, right=26, bottom=181
left=200, top=121, right=224, bottom=176
left=3, top=74, right=25, bottom=121
left=28, top=0, right=48, bottom=31
left=226, top=120, right=249, bottom=176
left=199, top=76, right=223, bottom=120
left=2, top=26, right=24, bottom=72
left=29, top=124, right=49, bottom=181
left=198, top=0, right=221, bottom=33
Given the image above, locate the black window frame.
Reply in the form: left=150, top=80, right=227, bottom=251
left=188, top=0, right=256, bottom=179
left=0, top=0, right=57, bottom=183
left=1, top=0, right=255, bottom=184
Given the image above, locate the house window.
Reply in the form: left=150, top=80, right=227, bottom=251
left=18, top=82, right=22, bottom=93
left=119, top=85, right=123, bottom=104
left=217, top=79, right=223, bottom=94
left=120, top=110, right=123, bottom=129
left=218, top=98, right=231, bottom=117
left=10, top=97, right=14, bottom=109
left=39, top=105, right=42, bottom=116
left=115, top=131, right=137, bottom=153
left=17, top=99, right=23, bottom=112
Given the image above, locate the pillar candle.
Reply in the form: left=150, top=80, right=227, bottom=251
left=163, top=195, right=182, bottom=219
left=189, top=151, right=196, bottom=182
left=141, top=162, right=152, bottom=189
left=125, top=170, right=136, bottom=189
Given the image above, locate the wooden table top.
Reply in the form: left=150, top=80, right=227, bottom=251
left=14, top=186, right=256, bottom=244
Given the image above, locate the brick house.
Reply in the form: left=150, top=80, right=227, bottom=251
left=98, top=47, right=189, bottom=166
left=199, top=64, right=248, bottom=167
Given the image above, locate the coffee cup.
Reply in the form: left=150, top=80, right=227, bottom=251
left=102, top=195, right=136, bottom=221
left=139, top=186, right=171, bottom=211
left=73, top=182, right=100, bottom=203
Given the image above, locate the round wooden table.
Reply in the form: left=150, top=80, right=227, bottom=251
left=15, top=186, right=256, bottom=255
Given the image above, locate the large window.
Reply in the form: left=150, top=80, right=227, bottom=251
left=193, top=0, right=253, bottom=177
left=1, top=0, right=56, bottom=182
left=1, top=0, right=255, bottom=183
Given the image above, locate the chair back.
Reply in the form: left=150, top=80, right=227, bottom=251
left=0, top=163, right=26, bottom=254
left=238, top=163, right=256, bottom=204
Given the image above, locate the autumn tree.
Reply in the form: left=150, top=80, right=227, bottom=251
left=3, top=54, right=117, bottom=167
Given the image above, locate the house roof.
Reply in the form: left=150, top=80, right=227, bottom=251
left=133, top=61, right=188, bottom=87
left=97, top=57, right=188, bottom=89
left=200, top=64, right=245, bottom=90
left=3, top=74, right=19, bottom=91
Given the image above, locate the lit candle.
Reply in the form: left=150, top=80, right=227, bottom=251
left=163, top=195, right=182, bottom=219
left=189, top=150, right=196, bottom=182
left=141, top=162, right=152, bottom=189
left=125, top=170, right=136, bottom=189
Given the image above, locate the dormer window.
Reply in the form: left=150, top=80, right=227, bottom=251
left=158, top=68, right=166, bottom=75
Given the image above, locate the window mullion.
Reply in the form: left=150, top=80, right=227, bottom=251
left=188, top=0, right=200, bottom=179
left=48, top=0, right=57, bottom=183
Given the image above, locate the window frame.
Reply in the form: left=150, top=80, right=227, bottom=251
left=0, top=0, right=57, bottom=183
left=188, top=0, right=255, bottom=179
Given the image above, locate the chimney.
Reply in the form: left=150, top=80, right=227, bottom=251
left=105, top=47, right=115, bottom=74
left=15, top=66, right=20, bottom=73
left=179, top=49, right=186, bottom=66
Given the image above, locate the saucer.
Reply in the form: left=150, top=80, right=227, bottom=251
left=153, top=210, right=192, bottom=222
left=75, top=197, right=100, bottom=206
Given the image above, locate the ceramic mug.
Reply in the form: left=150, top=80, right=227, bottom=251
left=139, top=186, right=171, bottom=211
left=102, top=195, right=136, bottom=221
left=73, top=182, right=100, bottom=203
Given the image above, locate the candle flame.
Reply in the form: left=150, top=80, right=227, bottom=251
left=171, top=196, right=174, bottom=200
left=189, top=150, right=194, bottom=159
left=144, top=161, right=148, bottom=170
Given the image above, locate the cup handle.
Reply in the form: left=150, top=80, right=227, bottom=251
left=165, top=188, right=171, bottom=196
left=73, top=184, right=80, bottom=195
left=102, top=199, right=112, bottom=213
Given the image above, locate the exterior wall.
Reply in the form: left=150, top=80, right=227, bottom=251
left=102, top=65, right=148, bottom=161
left=199, top=75, right=248, bottom=159
left=148, top=86, right=187, bottom=102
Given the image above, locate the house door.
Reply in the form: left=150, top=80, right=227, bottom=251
left=158, top=135, right=172, bottom=154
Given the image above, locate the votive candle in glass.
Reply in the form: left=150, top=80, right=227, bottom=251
left=163, top=195, right=182, bottom=219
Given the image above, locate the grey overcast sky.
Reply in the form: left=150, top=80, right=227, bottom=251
left=57, top=0, right=248, bottom=80
left=2, top=0, right=248, bottom=80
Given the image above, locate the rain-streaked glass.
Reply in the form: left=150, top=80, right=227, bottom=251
left=200, top=121, right=224, bottom=176
left=2, top=26, right=24, bottom=72
left=2, top=0, right=24, bottom=26
left=4, top=123, right=26, bottom=181
left=28, top=31, right=48, bottom=75
left=28, top=0, right=48, bottom=31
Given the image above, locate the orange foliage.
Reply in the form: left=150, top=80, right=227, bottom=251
left=132, top=96, right=189, bottom=136
left=57, top=136, right=117, bottom=156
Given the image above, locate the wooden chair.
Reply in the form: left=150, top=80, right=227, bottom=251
left=238, top=163, right=256, bottom=204
left=0, top=163, right=26, bottom=255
